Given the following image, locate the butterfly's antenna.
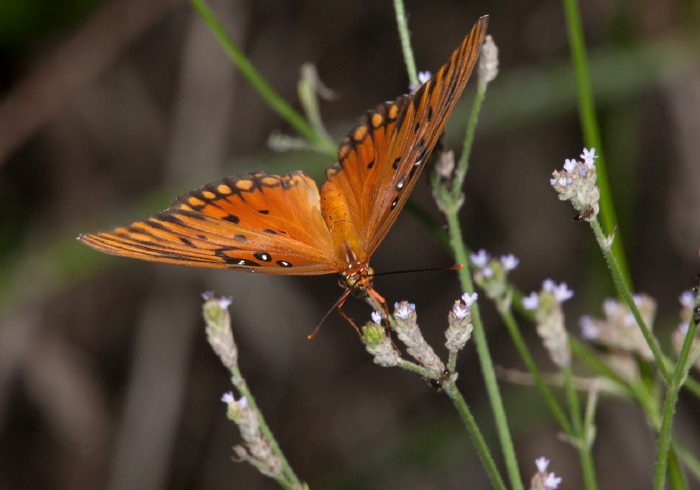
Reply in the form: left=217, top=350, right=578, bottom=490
left=370, top=264, right=463, bottom=278
left=307, top=288, right=352, bottom=339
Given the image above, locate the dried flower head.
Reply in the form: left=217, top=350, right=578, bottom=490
left=524, top=280, right=573, bottom=367
left=202, top=292, right=238, bottom=368
left=392, top=301, right=445, bottom=376
left=478, top=34, right=499, bottom=91
left=580, top=294, right=656, bottom=361
left=221, top=392, right=283, bottom=478
left=363, top=320, right=401, bottom=367
left=551, top=148, right=600, bottom=221
left=470, top=250, right=519, bottom=312
left=445, top=293, right=477, bottom=352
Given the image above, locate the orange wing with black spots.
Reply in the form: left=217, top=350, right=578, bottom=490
left=325, top=16, right=488, bottom=256
left=80, top=172, right=337, bottom=274
left=79, top=17, right=487, bottom=282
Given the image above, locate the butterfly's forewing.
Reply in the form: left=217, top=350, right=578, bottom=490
left=325, top=16, right=488, bottom=256
left=79, top=171, right=338, bottom=274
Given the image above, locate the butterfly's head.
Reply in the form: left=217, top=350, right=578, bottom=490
left=339, top=266, right=375, bottom=299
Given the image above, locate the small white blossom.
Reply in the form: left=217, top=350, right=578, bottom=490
left=461, top=292, right=478, bottom=307
left=470, top=249, right=491, bottom=268
left=453, top=302, right=469, bottom=319
left=544, top=473, right=562, bottom=489
left=552, top=282, right=574, bottom=303
left=418, top=71, right=431, bottom=84
left=523, top=292, right=540, bottom=311
left=563, top=159, right=577, bottom=172
left=579, top=316, right=598, bottom=339
left=221, top=392, right=235, bottom=404
left=680, top=290, right=696, bottom=309
left=581, top=147, right=598, bottom=165
left=482, top=267, right=494, bottom=278
left=501, top=254, right=520, bottom=271
left=219, top=296, right=233, bottom=309
left=409, top=71, right=432, bottom=91
left=394, top=302, right=415, bottom=320
left=371, top=311, right=384, bottom=324
left=535, top=457, right=550, bottom=473
left=542, top=279, right=555, bottom=293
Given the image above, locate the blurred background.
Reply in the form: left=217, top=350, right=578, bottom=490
left=1, top=0, right=699, bottom=488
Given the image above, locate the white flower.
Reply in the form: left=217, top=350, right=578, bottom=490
left=680, top=290, right=696, bottom=309
left=523, top=292, right=540, bottom=311
left=542, top=279, right=555, bottom=293
left=581, top=147, right=598, bottom=165
left=552, top=282, right=574, bottom=303
left=219, top=296, right=233, bottom=309
left=394, top=302, right=415, bottom=320
left=501, top=254, right=520, bottom=271
left=544, top=472, right=562, bottom=489
left=461, top=292, right=478, bottom=307
left=470, top=249, right=491, bottom=268
left=482, top=267, right=494, bottom=278
left=563, top=159, right=577, bottom=172
left=371, top=311, right=384, bottom=324
left=417, top=71, right=432, bottom=84
left=453, top=302, right=469, bottom=319
left=221, top=392, right=235, bottom=404
left=535, top=457, right=550, bottom=473
left=579, top=316, right=598, bottom=339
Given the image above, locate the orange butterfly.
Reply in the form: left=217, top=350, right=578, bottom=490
left=79, top=17, right=488, bottom=321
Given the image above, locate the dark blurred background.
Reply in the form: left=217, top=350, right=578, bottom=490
left=1, top=0, right=699, bottom=488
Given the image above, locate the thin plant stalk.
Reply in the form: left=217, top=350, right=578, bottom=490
left=561, top=0, right=630, bottom=282
left=590, top=221, right=671, bottom=384
left=446, top=210, right=524, bottom=490
left=563, top=367, right=598, bottom=490
left=442, top=381, right=508, bottom=490
left=392, top=0, right=418, bottom=87
left=501, top=310, right=573, bottom=434
left=188, top=0, right=336, bottom=156
left=653, top=315, right=700, bottom=489
left=452, top=84, right=486, bottom=200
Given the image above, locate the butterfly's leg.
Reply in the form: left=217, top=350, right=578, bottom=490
left=337, top=307, right=364, bottom=339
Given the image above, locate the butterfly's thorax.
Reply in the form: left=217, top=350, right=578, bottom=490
left=320, top=180, right=366, bottom=271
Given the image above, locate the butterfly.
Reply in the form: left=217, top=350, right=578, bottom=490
left=79, top=16, right=488, bottom=322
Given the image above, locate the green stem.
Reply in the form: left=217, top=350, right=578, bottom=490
left=653, top=316, right=699, bottom=490
left=561, top=0, right=630, bottom=283
left=442, top=382, right=508, bottom=490
left=590, top=221, right=670, bottom=384
left=563, top=367, right=598, bottom=490
left=392, top=0, right=418, bottom=87
left=445, top=211, right=523, bottom=490
left=501, top=309, right=572, bottom=434
left=453, top=86, right=486, bottom=199
left=672, top=437, right=700, bottom=482
left=188, top=0, right=335, bottom=155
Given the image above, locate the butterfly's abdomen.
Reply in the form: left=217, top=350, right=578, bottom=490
left=320, top=181, right=363, bottom=268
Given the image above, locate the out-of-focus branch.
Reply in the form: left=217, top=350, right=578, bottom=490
left=0, top=0, right=184, bottom=165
